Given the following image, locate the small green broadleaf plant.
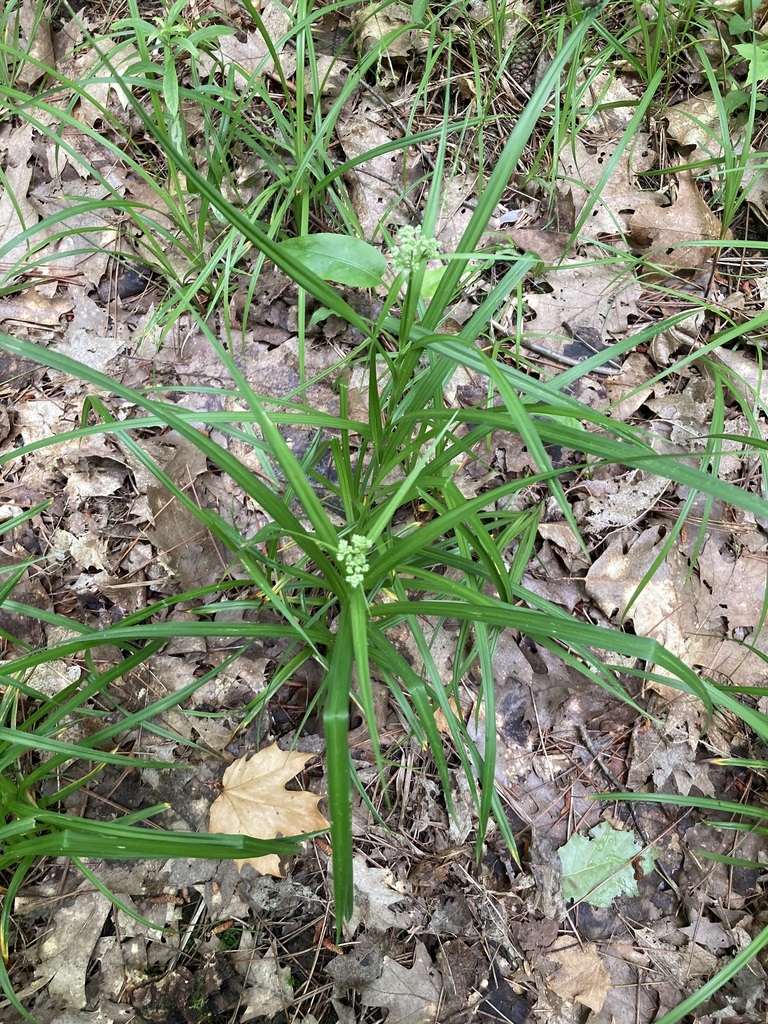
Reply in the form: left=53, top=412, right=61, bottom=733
left=733, top=40, right=768, bottom=87
left=274, top=234, right=386, bottom=288
left=113, top=0, right=234, bottom=154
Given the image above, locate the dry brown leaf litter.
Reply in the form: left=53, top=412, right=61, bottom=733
left=359, top=941, right=441, bottom=1024
left=629, top=169, right=731, bottom=273
left=547, top=937, right=610, bottom=1015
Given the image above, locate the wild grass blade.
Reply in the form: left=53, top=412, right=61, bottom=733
left=0, top=858, right=37, bottom=1021
left=653, top=925, right=768, bottom=1024
left=324, top=604, right=355, bottom=931
left=421, top=9, right=599, bottom=328
left=349, top=588, right=383, bottom=783
left=591, top=790, right=768, bottom=819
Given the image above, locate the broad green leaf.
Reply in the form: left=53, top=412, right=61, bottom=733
left=559, top=821, right=657, bottom=907
left=420, top=265, right=447, bottom=300
left=275, top=234, right=386, bottom=288
left=727, top=13, right=752, bottom=35
left=734, top=42, right=768, bottom=86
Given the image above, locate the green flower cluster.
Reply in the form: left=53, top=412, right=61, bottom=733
left=391, top=225, right=442, bottom=274
left=336, top=534, right=371, bottom=588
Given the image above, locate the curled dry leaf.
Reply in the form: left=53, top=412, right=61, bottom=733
left=208, top=743, right=329, bottom=877
left=352, top=2, right=430, bottom=58
left=629, top=170, right=729, bottom=272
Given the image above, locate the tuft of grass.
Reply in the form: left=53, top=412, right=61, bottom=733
left=1, top=0, right=768, bottom=1020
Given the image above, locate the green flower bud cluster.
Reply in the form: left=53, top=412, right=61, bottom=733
left=391, top=225, right=442, bottom=274
left=336, top=534, right=371, bottom=588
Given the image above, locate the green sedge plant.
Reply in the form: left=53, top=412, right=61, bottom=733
left=2, top=2, right=768, bottom=1022
left=1, top=0, right=766, bottom=902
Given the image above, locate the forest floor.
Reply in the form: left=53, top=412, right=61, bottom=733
left=2, top=0, right=768, bottom=1023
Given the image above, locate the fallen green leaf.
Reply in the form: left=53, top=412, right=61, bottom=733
left=559, top=821, right=657, bottom=908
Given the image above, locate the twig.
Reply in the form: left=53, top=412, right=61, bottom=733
left=489, top=319, right=621, bottom=375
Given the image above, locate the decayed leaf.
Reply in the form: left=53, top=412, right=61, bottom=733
left=196, top=2, right=295, bottom=85
left=584, top=526, right=728, bottom=794
left=0, top=289, right=74, bottom=329
left=352, top=3, right=429, bottom=59
left=585, top=525, right=699, bottom=657
left=346, top=853, right=419, bottom=934
left=336, top=97, right=410, bottom=239
left=361, top=941, right=442, bottom=1024
left=57, top=37, right=138, bottom=125
left=558, top=132, right=662, bottom=236
left=507, top=225, right=575, bottom=262
left=629, top=170, right=728, bottom=272
left=663, top=92, right=731, bottom=170
left=697, top=538, right=768, bottom=636
left=147, top=484, right=227, bottom=592
left=525, top=257, right=642, bottom=342
left=34, top=890, right=112, bottom=1009
left=433, top=173, right=477, bottom=253
left=208, top=743, right=329, bottom=877
left=25, top=660, right=81, bottom=698
left=16, top=0, right=54, bottom=87
left=240, top=955, right=294, bottom=1022
left=633, top=925, right=719, bottom=985
left=583, top=522, right=768, bottom=689
left=627, top=717, right=717, bottom=798
left=0, top=123, right=38, bottom=270
left=573, top=469, right=670, bottom=533
left=582, top=69, right=641, bottom=132
left=548, top=936, right=610, bottom=1013
left=708, top=344, right=768, bottom=406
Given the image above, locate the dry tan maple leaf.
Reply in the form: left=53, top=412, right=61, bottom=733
left=629, top=170, right=729, bottom=272
left=208, top=743, right=329, bottom=877
left=548, top=937, right=610, bottom=1014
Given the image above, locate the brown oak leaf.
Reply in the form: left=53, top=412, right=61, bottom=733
left=629, top=170, right=728, bottom=272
